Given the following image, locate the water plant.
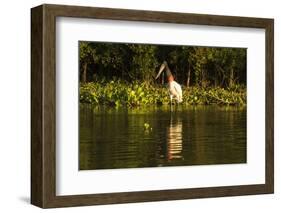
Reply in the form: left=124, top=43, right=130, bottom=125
left=80, top=81, right=246, bottom=107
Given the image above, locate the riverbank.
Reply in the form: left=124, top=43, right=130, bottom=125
left=80, top=81, right=246, bottom=107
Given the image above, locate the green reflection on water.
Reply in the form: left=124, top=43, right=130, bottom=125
left=79, top=104, right=246, bottom=170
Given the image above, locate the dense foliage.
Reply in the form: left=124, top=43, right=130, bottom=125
left=79, top=42, right=246, bottom=88
left=79, top=42, right=246, bottom=107
left=80, top=81, right=246, bottom=107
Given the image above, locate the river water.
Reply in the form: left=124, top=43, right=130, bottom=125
left=79, top=104, right=246, bottom=170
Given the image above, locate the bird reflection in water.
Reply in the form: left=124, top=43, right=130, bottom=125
left=166, top=115, right=183, bottom=161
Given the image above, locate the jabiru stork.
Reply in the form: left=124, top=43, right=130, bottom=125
left=155, top=61, right=183, bottom=104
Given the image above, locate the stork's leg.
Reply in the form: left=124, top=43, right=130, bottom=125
left=176, top=95, right=179, bottom=103
left=176, top=96, right=179, bottom=108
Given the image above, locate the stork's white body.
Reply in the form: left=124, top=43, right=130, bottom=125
left=168, top=80, right=183, bottom=103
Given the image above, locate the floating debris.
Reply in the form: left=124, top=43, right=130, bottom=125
left=144, top=123, right=150, bottom=129
left=144, top=123, right=153, bottom=132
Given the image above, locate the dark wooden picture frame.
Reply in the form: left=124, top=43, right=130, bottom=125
left=31, top=4, right=274, bottom=208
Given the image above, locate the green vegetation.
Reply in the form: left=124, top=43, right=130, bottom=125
left=79, top=42, right=246, bottom=88
left=79, top=42, right=246, bottom=107
left=80, top=81, right=246, bottom=107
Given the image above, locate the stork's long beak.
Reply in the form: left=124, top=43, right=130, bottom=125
left=155, top=63, right=165, bottom=79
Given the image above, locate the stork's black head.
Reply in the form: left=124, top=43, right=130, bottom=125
left=155, top=61, right=173, bottom=80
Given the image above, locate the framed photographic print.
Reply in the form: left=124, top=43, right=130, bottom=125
left=31, top=4, right=274, bottom=208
